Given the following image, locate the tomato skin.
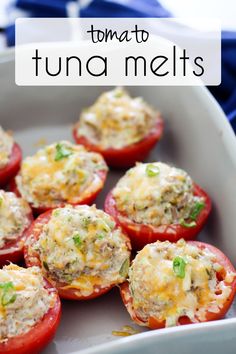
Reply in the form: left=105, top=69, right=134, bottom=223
left=0, top=210, right=34, bottom=268
left=24, top=210, right=129, bottom=300
left=0, top=279, right=61, bottom=354
left=104, top=183, right=211, bottom=250
left=120, top=241, right=236, bottom=329
left=9, top=169, right=107, bottom=216
left=73, top=116, right=164, bottom=168
left=0, top=143, right=22, bottom=188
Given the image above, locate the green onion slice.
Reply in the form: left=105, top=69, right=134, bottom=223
left=173, top=256, right=186, bottom=279
left=0, top=282, right=17, bottom=307
left=179, top=219, right=197, bottom=228
left=73, top=234, right=83, bottom=247
left=55, top=143, right=72, bottom=161
left=190, top=201, right=205, bottom=220
left=146, top=164, right=160, bottom=177
left=119, top=258, right=130, bottom=278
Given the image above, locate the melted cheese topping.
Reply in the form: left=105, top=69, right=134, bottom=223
left=129, top=239, right=235, bottom=327
left=0, top=190, right=31, bottom=249
left=113, top=162, right=203, bottom=226
left=16, top=141, right=108, bottom=208
left=34, top=205, right=130, bottom=296
left=76, top=87, right=158, bottom=149
left=0, top=264, right=56, bottom=342
left=0, top=127, right=14, bottom=169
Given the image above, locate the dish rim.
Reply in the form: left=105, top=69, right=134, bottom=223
left=0, top=49, right=236, bottom=354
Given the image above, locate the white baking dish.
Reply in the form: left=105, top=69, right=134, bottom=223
left=0, top=51, right=235, bottom=354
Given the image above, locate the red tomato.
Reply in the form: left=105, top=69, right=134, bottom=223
left=0, top=143, right=22, bottom=188
left=0, top=279, right=61, bottom=354
left=23, top=210, right=126, bottom=300
left=104, top=183, right=211, bottom=250
left=120, top=241, right=236, bottom=329
left=0, top=208, right=34, bottom=268
left=9, top=169, right=107, bottom=215
left=73, top=116, right=164, bottom=168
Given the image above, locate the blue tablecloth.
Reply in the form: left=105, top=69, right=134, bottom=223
left=4, top=0, right=236, bottom=133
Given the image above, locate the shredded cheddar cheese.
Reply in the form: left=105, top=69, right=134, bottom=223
left=16, top=141, right=108, bottom=208
left=0, top=190, right=31, bottom=248
left=129, top=239, right=235, bottom=327
left=112, top=325, right=139, bottom=337
left=33, top=205, right=131, bottom=296
left=76, top=87, right=158, bottom=149
left=0, top=127, right=14, bottom=169
left=0, top=264, right=55, bottom=342
left=113, top=162, right=204, bottom=226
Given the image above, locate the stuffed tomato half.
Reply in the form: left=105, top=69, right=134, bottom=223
left=0, top=126, right=22, bottom=188
left=120, top=239, right=236, bottom=329
left=0, top=264, right=61, bottom=354
left=105, top=162, right=211, bottom=249
left=24, top=205, right=131, bottom=300
left=0, top=190, right=33, bottom=267
left=10, top=141, right=108, bottom=215
left=73, top=87, right=164, bottom=168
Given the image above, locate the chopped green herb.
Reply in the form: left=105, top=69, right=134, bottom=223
left=43, top=261, right=49, bottom=271
left=0, top=282, right=17, bottom=307
left=190, top=201, right=205, bottom=220
left=205, top=268, right=212, bottom=279
left=2, top=293, right=17, bottom=307
left=73, top=234, right=82, bottom=247
left=55, top=143, right=72, bottom=161
left=146, top=164, right=160, bottom=177
left=173, top=256, right=186, bottom=279
left=53, top=210, right=60, bottom=217
left=119, top=258, right=130, bottom=278
left=82, top=217, right=90, bottom=228
left=97, top=234, right=104, bottom=240
left=179, top=219, right=197, bottom=228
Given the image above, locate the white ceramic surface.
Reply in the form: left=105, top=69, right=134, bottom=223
left=0, top=51, right=235, bottom=354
